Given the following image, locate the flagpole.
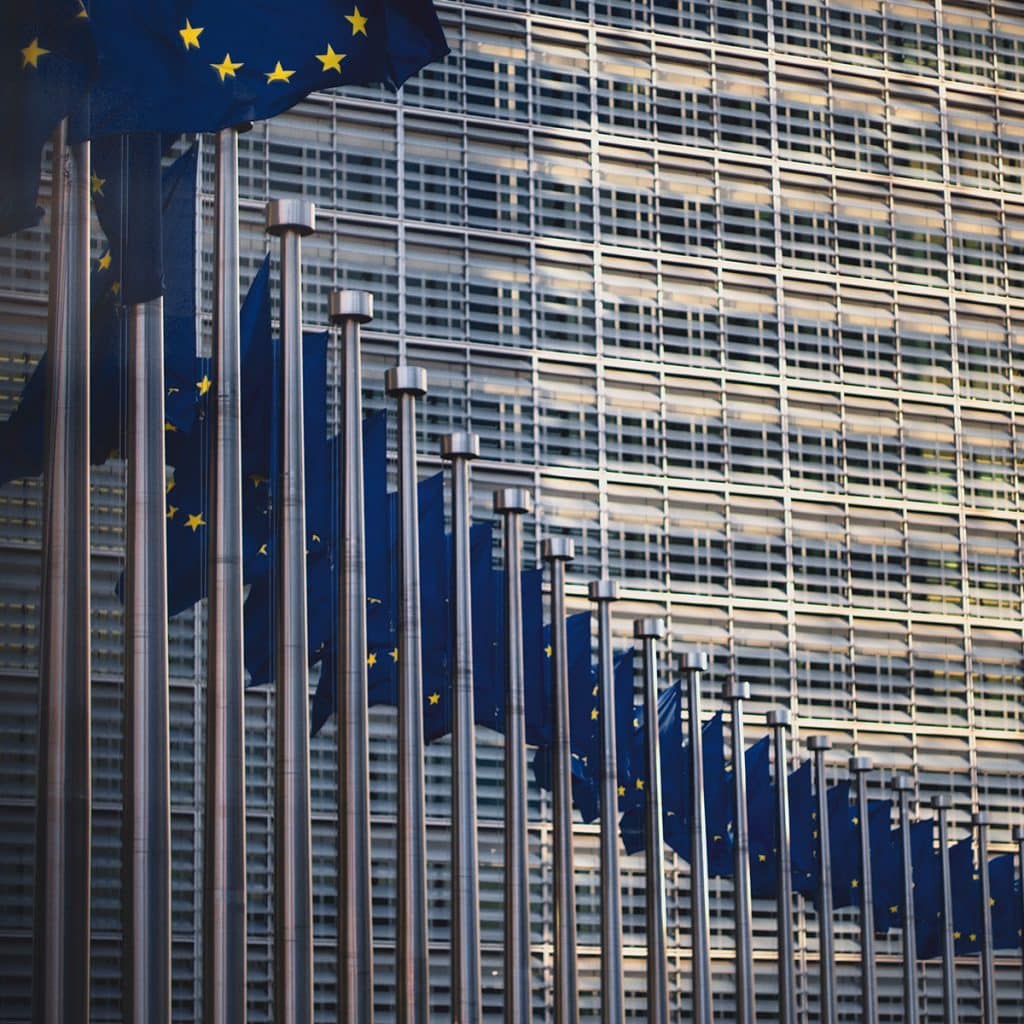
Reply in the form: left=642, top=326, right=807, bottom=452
left=767, top=710, right=797, bottom=1024
left=932, top=793, right=957, bottom=1024
left=808, top=735, right=837, bottom=1024
left=683, top=650, right=713, bottom=1024
left=123, top=297, right=172, bottom=1023
left=386, top=365, right=430, bottom=1024
left=724, top=681, right=754, bottom=1024
left=441, top=431, right=483, bottom=1024
left=204, top=124, right=248, bottom=1024
left=635, top=618, right=669, bottom=1024
left=33, top=123, right=91, bottom=1024
left=266, top=198, right=316, bottom=1024
left=541, top=537, right=579, bottom=1024
left=973, top=811, right=996, bottom=1024
left=590, top=579, right=624, bottom=1024
left=894, top=775, right=920, bottom=1024
left=495, top=488, right=533, bottom=1024
left=330, top=288, right=376, bottom=1022
left=849, top=756, right=878, bottom=1024
left=1014, top=824, right=1024, bottom=1009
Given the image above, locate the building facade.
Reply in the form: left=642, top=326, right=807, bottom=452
left=3, top=0, right=1024, bottom=1019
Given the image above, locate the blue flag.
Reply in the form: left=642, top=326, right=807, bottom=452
left=703, top=711, right=733, bottom=877
left=745, top=736, right=776, bottom=898
left=950, top=836, right=980, bottom=955
left=789, top=760, right=818, bottom=896
left=869, top=802, right=901, bottom=933
left=989, top=853, right=1021, bottom=950
left=825, top=781, right=860, bottom=910
left=77, top=0, right=447, bottom=140
left=0, top=0, right=95, bottom=235
left=911, top=819, right=942, bottom=959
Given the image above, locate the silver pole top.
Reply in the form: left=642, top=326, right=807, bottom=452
left=588, top=579, right=619, bottom=602
left=893, top=774, right=915, bottom=793
left=807, top=735, right=832, bottom=752
left=633, top=617, right=666, bottom=640
left=329, top=289, right=373, bottom=324
left=385, top=364, right=428, bottom=397
left=265, top=198, right=315, bottom=236
left=931, top=793, right=953, bottom=810
left=848, top=755, right=872, bottom=773
left=493, top=487, right=532, bottom=515
left=680, top=650, right=708, bottom=672
left=440, top=432, right=480, bottom=461
left=541, top=536, right=575, bottom=562
left=766, top=708, right=790, bottom=727
left=723, top=680, right=750, bottom=701
left=1013, top=825, right=1024, bottom=842
left=972, top=811, right=991, bottom=826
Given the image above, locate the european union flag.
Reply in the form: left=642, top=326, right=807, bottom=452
left=703, top=711, right=733, bottom=877
left=989, top=853, right=1021, bottom=950
left=78, top=0, right=447, bottom=140
left=869, top=801, right=902, bottom=933
left=911, top=819, right=941, bottom=959
left=789, top=760, right=818, bottom=896
left=745, top=735, right=776, bottom=898
left=0, top=0, right=95, bottom=235
left=950, top=836, right=980, bottom=955
left=826, top=781, right=860, bottom=910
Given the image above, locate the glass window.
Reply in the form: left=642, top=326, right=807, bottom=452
left=595, top=35, right=654, bottom=138
left=903, top=403, right=958, bottom=502
left=535, top=245, right=596, bottom=353
left=722, top=272, right=778, bottom=371
left=788, top=392, right=843, bottom=492
left=604, top=368, right=663, bottom=472
left=717, top=60, right=771, bottom=155
left=536, top=360, right=599, bottom=469
left=531, top=26, right=592, bottom=131
left=950, top=197, right=1004, bottom=295
left=716, top=0, right=770, bottom=47
left=844, top=397, right=901, bottom=499
left=960, top=410, right=1016, bottom=510
left=730, top=497, right=787, bottom=597
left=945, top=2, right=995, bottom=84
left=885, top=0, right=939, bottom=76
left=654, top=43, right=714, bottom=146
left=995, top=1, right=1024, bottom=89
left=794, top=614, right=852, bottom=716
left=726, top=385, right=784, bottom=482
left=467, top=126, right=531, bottom=233
left=653, top=0, right=711, bottom=37
left=906, top=513, right=963, bottom=614
left=998, top=98, right=1024, bottom=191
left=971, top=629, right=1024, bottom=732
left=605, top=482, right=667, bottom=585
left=467, top=236, right=532, bottom=348
left=733, top=611, right=790, bottom=703
left=791, top=503, right=848, bottom=604
left=782, top=281, right=838, bottom=381
left=534, top=133, right=594, bottom=242
left=658, top=155, right=717, bottom=255
left=898, top=298, right=953, bottom=394
left=774, top=1, right=828, bottom=56
left=835, top=180, right=891, bottom=280
left=468, top=350, right=535, bottom=463
left=946, top=93, right=999, bottom=188
left=668, top=491, right=728, bottom=595
left=852, top=619, right=911, bottom=723
left=1003, top=204, right=1024, bottom=300
left=666, top=378, right=724, bottom=479
left=828, top=0, right=884, bottom=65
left=661, top=264, right=720, bottom=367
left=911, top=625, right=968, bottom=728
left=965, top=518, right=1020, bottom=619
left=889, top=85, right=943, bottom=181
left=839, top=287, right=897, bottom=385
left=537, top=474, right=604, bottom=581
left=892, top=188, right=947, bottom=285
left=598, top=144, right=656, bottom=248
left=831, top=76, right=887, bottom=175
left=404, top=232, right=465, bottom=341
left=779, top=172, right=834, bottom=273
left=404, top=117, right=463, bottom=225
left=720, top=167, right=775, bottom=265
left=957, top=304, right=1012, bottom=400
left=775, top=67, right=830, bottom=164
left=602, top=254, right=659, bottom=359
left=404, top=5, right=463, bottom=111
left=849, top=509, right=906, bottom=609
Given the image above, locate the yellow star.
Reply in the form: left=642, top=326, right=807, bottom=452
left=197, top=374, right=212, bottom=395
left=90, top=171, right=105, bottom=196
left=75, top=3, right=88, bottom=19
left=390, top=648, right=399, bottom=662
left=266, top=61, right=296, bottom=83
left=21, top=38, right=50, bottom=69
left=544, top=644, right=552, bottom=658
left=852, top=879, right=859, bottom=888
left=617, top=785, right=626, bottom=797
left=368, top=596, right=383, bottom=605
left=186, top=512, right=206, bottom=532
left=428, top=692, right=440, bottom=706
left=249, top=473, right=268, bottom=488
left=592, top=685, right=598, bottom=697
left=590, top=708, right=599, bottom=720
left=635, top=778, right=644, bottom=790
left=990, top=897, right=996, bottom=907
left=211, top=53, right=244, bottom=81
left=166, top=504, right=178, bottom=520
left=165, top=420, right=178, bottom=433
left=890, top=905, right=899, bottom=914
left=98, top=251, right=112, bottom=271
left=367, top=652, right=377, bottom=667
left=179, top=19, right=204, bottom=49
left=969, top=932, right=977, bottom=942
left=316, top=44, right=345, bottom=73
left=852, top=816, right=859, bottom=825
left=346, top=6, right=368, bottom=35
left=110, top=281, right=121, bottom=296
left=166, top=478, right=175, bottom=495
left=758, top=854, right=767, bottom=862
left=312, top=533, right=321, bottom=544
left=258, top=543, right=268, bottom=556
left=954, top=930, right=961, bottom=940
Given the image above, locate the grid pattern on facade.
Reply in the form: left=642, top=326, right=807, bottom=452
left=3, top=0, right=1024, bottom=1020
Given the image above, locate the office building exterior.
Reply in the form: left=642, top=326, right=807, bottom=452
left=3, top=0, right=1024, bottom=1019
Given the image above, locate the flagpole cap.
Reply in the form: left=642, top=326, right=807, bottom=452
left=440, top=432, right=480, bottom=461
left=1013, top=825, right=1024, bottom=842
left=931, top=793, right=953, bottom=810
left=767, top=708, right=790, bottom=727
left=265, top=198, right=316, bottom=237
left=494, top=487, right=532, bottom=515
left=972, top=811, right=991, bottom=826
left=633, top=617, right=666, bottom=640
left=542, top=537, right=575, bottom=562
left=807, top=735, right=832, bottom=752
left=385, top=365, right=427, bottom=397
left=893, top=774, right=915, bottom=793
left=588, top=579, right=619, bottom=602
left=680, top=650, right=708, bottom=672
left=723, top=680, right=750, bottom=701
left=329, top=289, right=373, bottom=324
left=848, top=755, right=872, bottom=773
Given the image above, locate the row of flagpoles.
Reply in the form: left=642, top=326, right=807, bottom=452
left=30, top=117, right=1024, bottom=1024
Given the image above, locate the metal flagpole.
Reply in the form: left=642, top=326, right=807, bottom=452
left=33, top=123, right=92, bottom=1024
left=932, top=793, right=957, bottom=1024
left=495, top=488, right=533, bottom=1024
left=204, top=125, right=248, bottom=1024
left=541, top=538, right=579, bottom=1024
left=1014, top=825, right=1024, bottom=1011
left=894, top=775, right=920, bottom=1024
left=123, top=298, right=172, bottom=1023
left=386, top=365, right=430, bottom=1024
left=767, top=710, right=797, bottom=1024
left=724, top=682, right=754, bottom=1024
left=973, top=811, right=996, bottom=1024
left=330, top=288, right=376, bottom=1023
left=849, top=756, right=878, bottom=1024
left=441, top=431, right=483, bottom=1024
left=635, top=618, right=669, bottom=1024
left=266, top=198, right=316, bottom=1024
left=590, top=579, right=624, bottom=1024
left=808, top=735, right=837, bottom=1024
left=683, top=650, right=713, bottom=1024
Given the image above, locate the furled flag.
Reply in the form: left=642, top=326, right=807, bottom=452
left=989, top=853, right=1021, bottom=950
left=745, top=736, right=776, bottom=899
left=912, top=819, right=942, bottom=959
left=869, top=801, right=902, bottom=934
left=0, top=0, right=95, bottom=235
left=789, top=760, right=818, bottom=897
left=951, top=836, right=981, bottom=955
left=825, top=781, right=860, bottom=910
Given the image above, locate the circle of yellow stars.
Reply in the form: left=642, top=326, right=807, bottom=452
left=169, top=8, right=368, bottom=85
